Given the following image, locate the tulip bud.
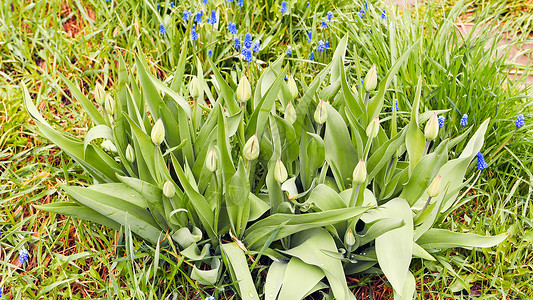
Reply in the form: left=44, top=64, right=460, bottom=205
left=274, top=158, right=288, bottom=183
left=104, top=93, right=115, bottom=115
left=236, top=75, right=251, bottom=103
left=364, top=64, right=377, bottom=91
left=189, top=76, right=201, bottom=99
left=427, top=175, right=441, bottom=198
left=101, top=140, right=117, bottom=153
left=163, top=180, right=176, bottom=198
left=314, top=100, right=327, bottom=124
left=285, top=101, right=297, bottom=124
left=366, top=116, right=380, bottom=139
left=352, top=159, right=367, bottom=184
left=287, top=74, right=298, bottom=100
left=243, top=134, right=260, bottom=160
left=345, top=229, right=356, bottom=247
left=94, top=82, right=105, bottom=105
left=424, top=113, right=439, bottom=141
left=151, top=118, right=165, bottom=145
left=125, top=144, right=135, bottom=163
left=206, top=149, right=218, bottom=172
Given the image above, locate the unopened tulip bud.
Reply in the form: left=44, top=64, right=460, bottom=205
left=427, top=175, right=441, bottom=198
left=151, top=118, right=165, bottom=145
left=274, top=158, right=288, bottom=183
left=366, top=116, right=380, bottom=139
left=163, top=180, right=176, bottom=198
left=314, top=100, right=327, bottom=124
left=424, top=113, right=439, bottom=141
left=125, top=144, right=135, bottom=163
left=206, top=149, right=218, bottom=172
left=104, top=93, right=115, bottom=115
left=352, top=159, right=367, bottom=184
left=345, top=229, right=356, bottom=247
left=364, top=64, right=377, bottom=91
left=285, top=101, right=296, bottom=124
left=94, top=82, right=105, bottom=105
left=101, top=140, right=117, bottom=153
left=189, top=76, right=201, bottom=99
left=287, top=74, right=298, bottom=99
left=243, top=134, right=260, bottom=160
left=236, top=75, right=251, bottom=103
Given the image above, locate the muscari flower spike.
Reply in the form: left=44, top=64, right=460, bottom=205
left=183, top=10, right=190, bottom=21
left=381, top=9, right=386, bottom=19
left=234, top=37, right=241, bottom=49
left=327, top=11, right=333, bottom=21
left=307, top=31, right=312, bottom=41
left=205, top=297, right=215, bottom=300
left=209, top=10, right=217, bottom=24
left=157, top=3, right=160, bottom=9
left=281, top=1, right=288, bottom=13
left=208, top=49, right=213, bottom=57
left=438, top=116, right=445, bottom=128
left=359, top=9, right=365, bottom=17
left=19, top=248, right=29, bottom=264
left=253, top=40, right=260, bottom=52
left=515, top=114, right=524, bottom=129
left=242, top=48, right=253, bottom=62
left=286, top=46, right=291, bottom=56
left=325, top=40, right=329, bottom=49
left=170, top=2, right=174, bottom=8
left=320, top=20, right=327, bottom=29
left=192, top=27, right=199, bottom=40
left=195, top=11, right=203, bottom=23
left=227, top=0, right=233, bottom=2
left=244, top=33, right=252, bottom=49
left=238, top=0, right=243, bottom=6
left=310, top=51, right=315, bottom=60
left=460, top=114, right=468, bottom=127
left=318, top=40, right=325, bottom=52
left=306, top=2, right=310, bottom=7
left=228, top=22, right=237, bottom=34
left=476, top=152, right=487, bottom=171
left=159, top=24, right=166, bottom=35
left=394, top=99, right=399, bottom=111
left=203, top=0, right=208, bottom=4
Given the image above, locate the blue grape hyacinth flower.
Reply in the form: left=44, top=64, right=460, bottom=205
left=438, top=116, right=445, bottom=128
left=0, top=286, right=2, bottom=298
left=191, top=27, right=198, bottom=40
left=281, top=1, right=287, bottom=13
left=327, top=11, right=333, bottom=21
left=208, top=49, right=213, bottom=57
left=318, top=40, right=325, bottom=52
left=228, top=22, right=237, bottom=34
left=395, top=99, right=399, bottom=111
left=381, top=9, right=386, bottom=19
left=320, top=20, right=327, bottom=29
left=183, top=10, right=191, bottom=21
left=203, top=0, right=208, bottom=4
left=253, top=40, right=260, bottom=52
left=238, top=0, right=243, bottom=6
left=159, top=24, right=166, bottom=34
left=19, top=248, right=29, bottom=264
left=157, top=3, right=160, bottom=10
left=310, top=51, right=315, bottom=60
left=515, top=114, right=524, bottom=129
left=244, top=33, right=252, bottom=49
left=460, top=114, right=468, bottom=127
left=286, top=46, right=291, bottom=56
left=170, top=2, right=174, bottom=8
left=205, top=297, right=215, bottom=300
left=234, top=37, right=241, bottom=49
left=242, top=48, right=253, bottom=62
left=209, top=10, right=217, bottom=24
left=325, top=40, right=329, bottom=49
left=195, top=11, right=203, bottom=23
left=359, top=9, right=365, bottom=17
left=476, top=152, right=487, bottom=171
left=307, top=31, right=312, bottom=41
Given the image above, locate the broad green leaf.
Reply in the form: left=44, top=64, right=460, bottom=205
left=405, top=76, right=425, bottom=172
left=417, top=229, right=507, bottom=250
left=191, top=258, right=220, bottom=286
left=278, top=257, right=325, bottom=300
left=58, top=74, right=105, bottom=125
left=264, top=261, right=287, bottom=300
left=34, top=202, right=121, bottom=231
left=374, top=198, right=413, bottom=296
left=393, top=271, right=416, bottom=300
left=87, top=183, right=147, bottom=208
left=207, top=58, right=239, bottom=114
left=221, top=243, right=260, bottom=300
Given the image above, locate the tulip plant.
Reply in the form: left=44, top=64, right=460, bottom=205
left=25, top=36, right=506, bottom=299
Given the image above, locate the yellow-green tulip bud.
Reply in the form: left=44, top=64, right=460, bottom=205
left=163, top=180, right=176, bottom=198
left=104, top=93, right=115, bottom=115
left=236, top=75, right=251, bottom=103
left=125, top=144, right=135, bottom=163
left=424, top=113, right=439, bottom=141
left=243, top=134, right=260, bottom=160
left=274, top=158, right=288, bottom=183
left=94, top=82, right=106, bottom=105
left=364, top=64, right=377, bottom=91
left=345, top=229, right=356, bottom=247
left=314, top=100, right=327, bottom=124
left=366, top=116, right=380, bottom=139
left=206, top=149, right=218, bottom=172
left=151, top=118, right=165, bottom=145
left=427, top=175, right=441, bottom=198
left=285, top=101, right=297, bottom=124
left=101, top=140, right=117, bottom=153
left=287, top=74, right=298, bottom=100
left=189, top=76, right=200, bottom=99
left=352, top=159, right=367, bottom=184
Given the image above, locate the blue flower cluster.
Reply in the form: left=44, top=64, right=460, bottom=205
left=208, top=10, right=217, bottom=25
left=281, top=1, right=287, bottom=13
left=159, top=24, right=166, bottom=34
left=476, top=152, right=487, bottom=171
left=438, top=116, right=445, bottom=128
left=460, top=114, right=468, bottom=127
left=515, top=114, right=524, bottom=129
left=228, top=22, right=237, bottom=34
left=19, top=248, right=29, bottom=264
left=286, top=46, right=292, bottom=56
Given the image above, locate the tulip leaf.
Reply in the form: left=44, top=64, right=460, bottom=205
left=221, top=243, right=260, bottom=300
left=278, top=257, right=325, bottom=300
left=417, top=229, right=507, bottom=250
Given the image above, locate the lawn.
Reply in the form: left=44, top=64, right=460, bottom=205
left=1, top=0, right=532, bottom=299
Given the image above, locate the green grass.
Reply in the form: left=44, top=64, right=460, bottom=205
left=1, top=0, right=532, bottom=298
